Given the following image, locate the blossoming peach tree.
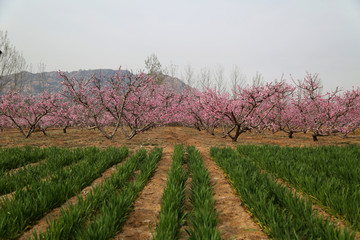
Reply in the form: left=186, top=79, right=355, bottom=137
left=0, top=70, right=358, bottom=141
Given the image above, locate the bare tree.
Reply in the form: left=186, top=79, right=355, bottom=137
left=38, top=61, right=48, bottom=91
left=198, top=66, right=211, bottom=91
left=167, top=61, right=178, bottom=78
left=214, top=64, right=225, bottom=94
left=252, top=71, right=264, bottom=87
left=231, top=65, right=246, bottom=99
left=144, top=53, right=165, bottom=83
left=182, top=64, right=194, bottom=87
left=0, top=30, right=27, bottom=93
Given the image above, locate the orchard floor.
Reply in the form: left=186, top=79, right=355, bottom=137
left=0, top=126, right=359, bottom=149
left=1, top=127, right=359, bottom=240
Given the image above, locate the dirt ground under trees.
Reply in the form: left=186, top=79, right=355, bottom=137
left=1, top=126, right=359, bottom=149
left=1, top=127, right=359, bottom=239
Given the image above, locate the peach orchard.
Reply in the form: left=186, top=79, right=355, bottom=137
left=0, top=70, right=359, bottom=141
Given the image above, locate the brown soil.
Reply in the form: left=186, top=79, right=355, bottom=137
left=1, top=126, right=358, bottom=240
left=202, top=151, right=268, bottom=240
left=19, top=160, right=125, bottom=240
left=113, top=146, right=173, bottom=240
left=0, top=159, right=81, bottom=207
left=0, top=189, right=15, bottom=205
left=0, top=126, right=358, bottom=149
left=1, top=160, right=46, bottom=202
left=179, top=173, right=192, bottom=239
left=0, top=160, right=46, bottom=204
left=267, top=172, right=360, bottom=239
left=6, top=159, right=46, bottom=175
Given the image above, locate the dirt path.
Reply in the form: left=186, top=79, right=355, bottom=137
left=201, top=150, right=268, bottom=240
left=268, top=172, right=360, bottom=239
left=6, top=159, right=46, bottom=175
left=179, top=174, right=192, bottom=240
left=1, top=126, right=358, bottom=239
left=0, top=159, right=47, bottom=202
left=170, top=128, right=268, bottom=239
left=20, top=160, right=126, bottom=240
left=113, top=146, right=173, bottom=240
left=0, top=161, right=73, bottom=207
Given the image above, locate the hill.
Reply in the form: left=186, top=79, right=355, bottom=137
left=4, top=69, right=189, bottom=95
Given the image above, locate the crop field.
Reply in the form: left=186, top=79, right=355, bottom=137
left=211, top=146, right=359, bottom=239
left=2, top=1, right=360, bottom=239
left=0, top=126, right=359, bottom=240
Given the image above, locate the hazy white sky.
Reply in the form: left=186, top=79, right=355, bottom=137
left=1, top=0, right=359, bottom=91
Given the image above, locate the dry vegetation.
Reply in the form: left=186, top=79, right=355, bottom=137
left=1, top=126, right=359, bottom=149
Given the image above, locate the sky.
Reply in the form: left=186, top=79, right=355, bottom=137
left=1, top=0, right=359, bottom=92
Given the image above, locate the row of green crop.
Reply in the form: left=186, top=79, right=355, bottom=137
left=0, top=146, right=46, bottom=171
left=32, top=148, right=148, bottom=239
left=77, top=147, right=162, bottom=239
left=32, top=147, right=162, bottom=240
left=211, top=147, right=355, bottom=240
left=186, top=146, right=221, bottom=240
left=238, top=145, right=360, bottom=188
left=154, top=145, right=188, bottom=240
left=0, top=147, right=129, bottom=240
left=0, top=147, right=86, bottom=195
left=238, top=144, right=360, bottom=231
left=154, top=145, right=221, bottom=240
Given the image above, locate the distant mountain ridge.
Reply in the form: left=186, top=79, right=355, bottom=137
left=6, top=69, right=189, bottom=95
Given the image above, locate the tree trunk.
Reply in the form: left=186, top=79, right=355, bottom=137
left=288, top=131, right=294, bottom=139
left=25, top=129, right=33, bottom=138
left=312, top=134, right=318, bottom=141
left=206, top=127, right=215, bottom=135
left=230, top=125, right=241, bottom=142
left=41, top=128, right=47, bottom=136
